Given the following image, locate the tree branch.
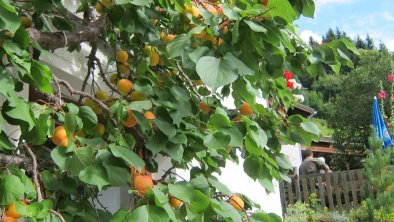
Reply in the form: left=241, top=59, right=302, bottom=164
left=50, top=209, right=66, bottom=222
left=27, top=16, right=107, bottom=50
left=54, top=76, right=118, bottom=126
left=176, top=61, right=202, bottom=99
left=21, top=144, right=43, bottom=202
left=79, top=43, right=98, bottom=103
left=93, top=57, right=121, bottom=95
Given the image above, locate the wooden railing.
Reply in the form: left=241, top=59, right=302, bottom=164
left=279, top=169, right=374, bottom=212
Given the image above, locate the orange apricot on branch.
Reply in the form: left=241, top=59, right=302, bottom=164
left=2, top=216, right=17, bottom=222
left=144, top=111, right=156, bottom=120
left=5, top=203, right=21, bottom=218
left=149, top=51, right=160, bottom=66
left=130, top=91, right=147, bottom=101
left=198, top=101, right=211, bottom=113
left=52, top=126, right=68, bottom=147
left=95, top=89, right=109, bottom=101
left=117, top=79, right=133, bottom=95
left=260, top=0, right=268, bottom=5
left=169, top=196, right=183, bottom=208
left=123, top=110, right=137, bottom=128
left=134, top=175, right=154, bottom=196
left=93, top=123, right=105, bottom=136
left=239, top=102, right=253, bottom=115
left=229, top=194, right=244, bottom=211
left=116, top=50, right=128, bottom=63
left=118, top=62, right=130, bottom=74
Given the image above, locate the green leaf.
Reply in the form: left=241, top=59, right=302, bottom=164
left=127, top=101, right=152, bottom=112
left=51, top=147, right=68, bottom=171
left=79, top=165, right=110, bottom=191
left=0, top=131, right=13, bottom=151
left=4, top=96, right=35, bottom=130
left=190, top=190, right=211, bottom=213
left=203, top=132, right=231, bottom=152
left=300, top=121, right=320, bottom=136
left=109, top=144, right=145, bottom=170
left=146, top=132, right=167, bottom=155
left=115, top=0, right=153, bottom=6
left=196, top=54, right=238, bottom=90
left=244, top=20, right=267, bottom=33
left=243, top=157, right=262, bottom=180
left=0, top=0, right=20, bottom=33
left=78, top=106, right=98, bottom=130
left=301, top=0, right=315, bottom=18
left=258, top=169, right=274, bottom=193
left=219, top=127, right=243, bottom=147
left=166, top=34, right=191, bottom=58
left=188, top=46, right=212, bottom=63
left=97, top=150, right=130, bottom=186
left=208, top=113, right=232, bottom=129
left=163, top=143, right=184, bottom=163
left=0, top=175, right=24, bottom=205
left=13, top=27, right=30, bottom=49
left=0, top=67, right=15, bottom=98
left=207, top=176, right=231, bottom=196
left=64, top=112, right=77, bottom=132
left=211, top=199, right=242, bottom=222
left=29, top=61, right=53, bottom=93
left=8, top=166, right=36, bottom=199
left=125, top=205, right=170, bottom=222
left=275, top=154, right=292, bottom=170
left=168, top=182, right=194, bottom=203
left=267, top=0, right=298, bottom=23
left=68, top=146, right=94, bottom=176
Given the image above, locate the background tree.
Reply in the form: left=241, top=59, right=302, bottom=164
left=0, top=0, right=356, bottom=221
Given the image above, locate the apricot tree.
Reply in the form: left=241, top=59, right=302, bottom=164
left=0, top=0, right=357, bottom=221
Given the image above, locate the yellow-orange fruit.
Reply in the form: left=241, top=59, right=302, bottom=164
left=118, top=62, right=130, bottom=74
left=84, top=98, right=95, bottom=108
left=205, top=4, right=217, bottom=14
left=123, top=110, right=137, bottom=128
left=149, top=51, right=160, bottom=66
left=117, top=79, right=133, bottom=95
left=223, top=26, right=229, bottom=33
left=198, top=101, right=211, bottom=113
left=143, top=111, right=156, bottom=120
left=134, top=175, right=154, bottom=196
left=100, top=0, right=113, bottom=8
left=76, top=130, right=86, bottom=137
left=20, top=16, right=32, bottom=29
left=151, top=19, right=159, bottom=25
left=92, top=106, right=103, bottom=115
left=239, top=103, right=253, bottom=115
left=160, top=32, right=167, bottom=41
left=52, top=126, right=68, bottom=147
left=229, top=194, right=244, bottom=211
left=109, top=74, right=118, bottom=85
left=169, top=197, right=183, bottom=208
left=93, top=123, right=105, bottom=136
left=217, top=4, right=223, bottom=14
left=130, top=91, right=147, bottom=101
left=2, top=216, right=17, bottom=222
left=144, top=45, right=153, bottom=54
left=5, top=203, right=20, bottom=218
left=194, top=79, right=204, bottom=86
left=116, top=50, right=128, bottom=63
left=95, top=89, right=109, bottom=101
left=166, top=34, right=176, bottom=42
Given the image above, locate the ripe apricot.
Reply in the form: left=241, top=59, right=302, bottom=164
left=118, top=62, right=130, bottom=74
left=20, top=16, right=32, bottom=29
left=223, top=26, right=229, bottom=33
left=134, top=175, right=154, bottom=196
left=123, top=110, right=137, bottom=128
left=117, top=79, right=133, bottom=96
left=143, top=111, right=156, bottom=120
left=95, top=89, right=109, bottom=101
left=198, top=101, right=211, bottom=113
left=93, top=123, right=105, bottom=136
left=149, top=51, right=160, bottom=66
left=217, top=4, right=223, bottom=14
left=2, top=216, right=17, bottom=222
left=92, top=106, right=103, bottom=115
left=116, top=50, right=128, bottom=63
left=52, top=126, right=68, bottom=147
left=166, top=34, right=176, bottom=42
left=169, top=196, right=183, bottom=208
left=205, top=4, right=217, bottom=14
left=5, top=203, right=20, bottom=218
left=229, top=194, right=244, bottom=211
left=239, top=103, right=253, bottom=115
left=160, top=32, right=167, bottom=41
left=130, top=91, right=147, bottom=101
left=144, top=45, right=153, bottom=54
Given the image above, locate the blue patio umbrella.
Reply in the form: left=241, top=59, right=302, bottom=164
left=372, top=96, right=393, bottom=148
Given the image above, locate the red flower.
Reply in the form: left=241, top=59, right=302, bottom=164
left=378, top=90, right=387, bottom=99
left=388, top=74, right=394, bottom=81
left=284, top=70, right=293, bottom=80
left=391, top=94, right=394, bottom=101
left=286, top=80, right=294, bottom=89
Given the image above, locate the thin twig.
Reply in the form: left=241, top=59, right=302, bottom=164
left=22, top=144, right=43, bottom=202
left=79, top=43, right=98, bottom=103
left=175, top=61, right=202, bottom=99
left=53, top=76, right=62, bottom=108
left=50, top=209, right=66, bottom=222
left=158, top=166, right=176, bottom=182
left=54, top=75, right=118, bottom=126
left=93, top=57, right=121, bottom=95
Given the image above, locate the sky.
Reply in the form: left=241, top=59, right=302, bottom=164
left=296, top=0, right=394, bottom=51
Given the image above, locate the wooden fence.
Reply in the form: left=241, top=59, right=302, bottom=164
left=279, top=169, right=374, bottom=213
